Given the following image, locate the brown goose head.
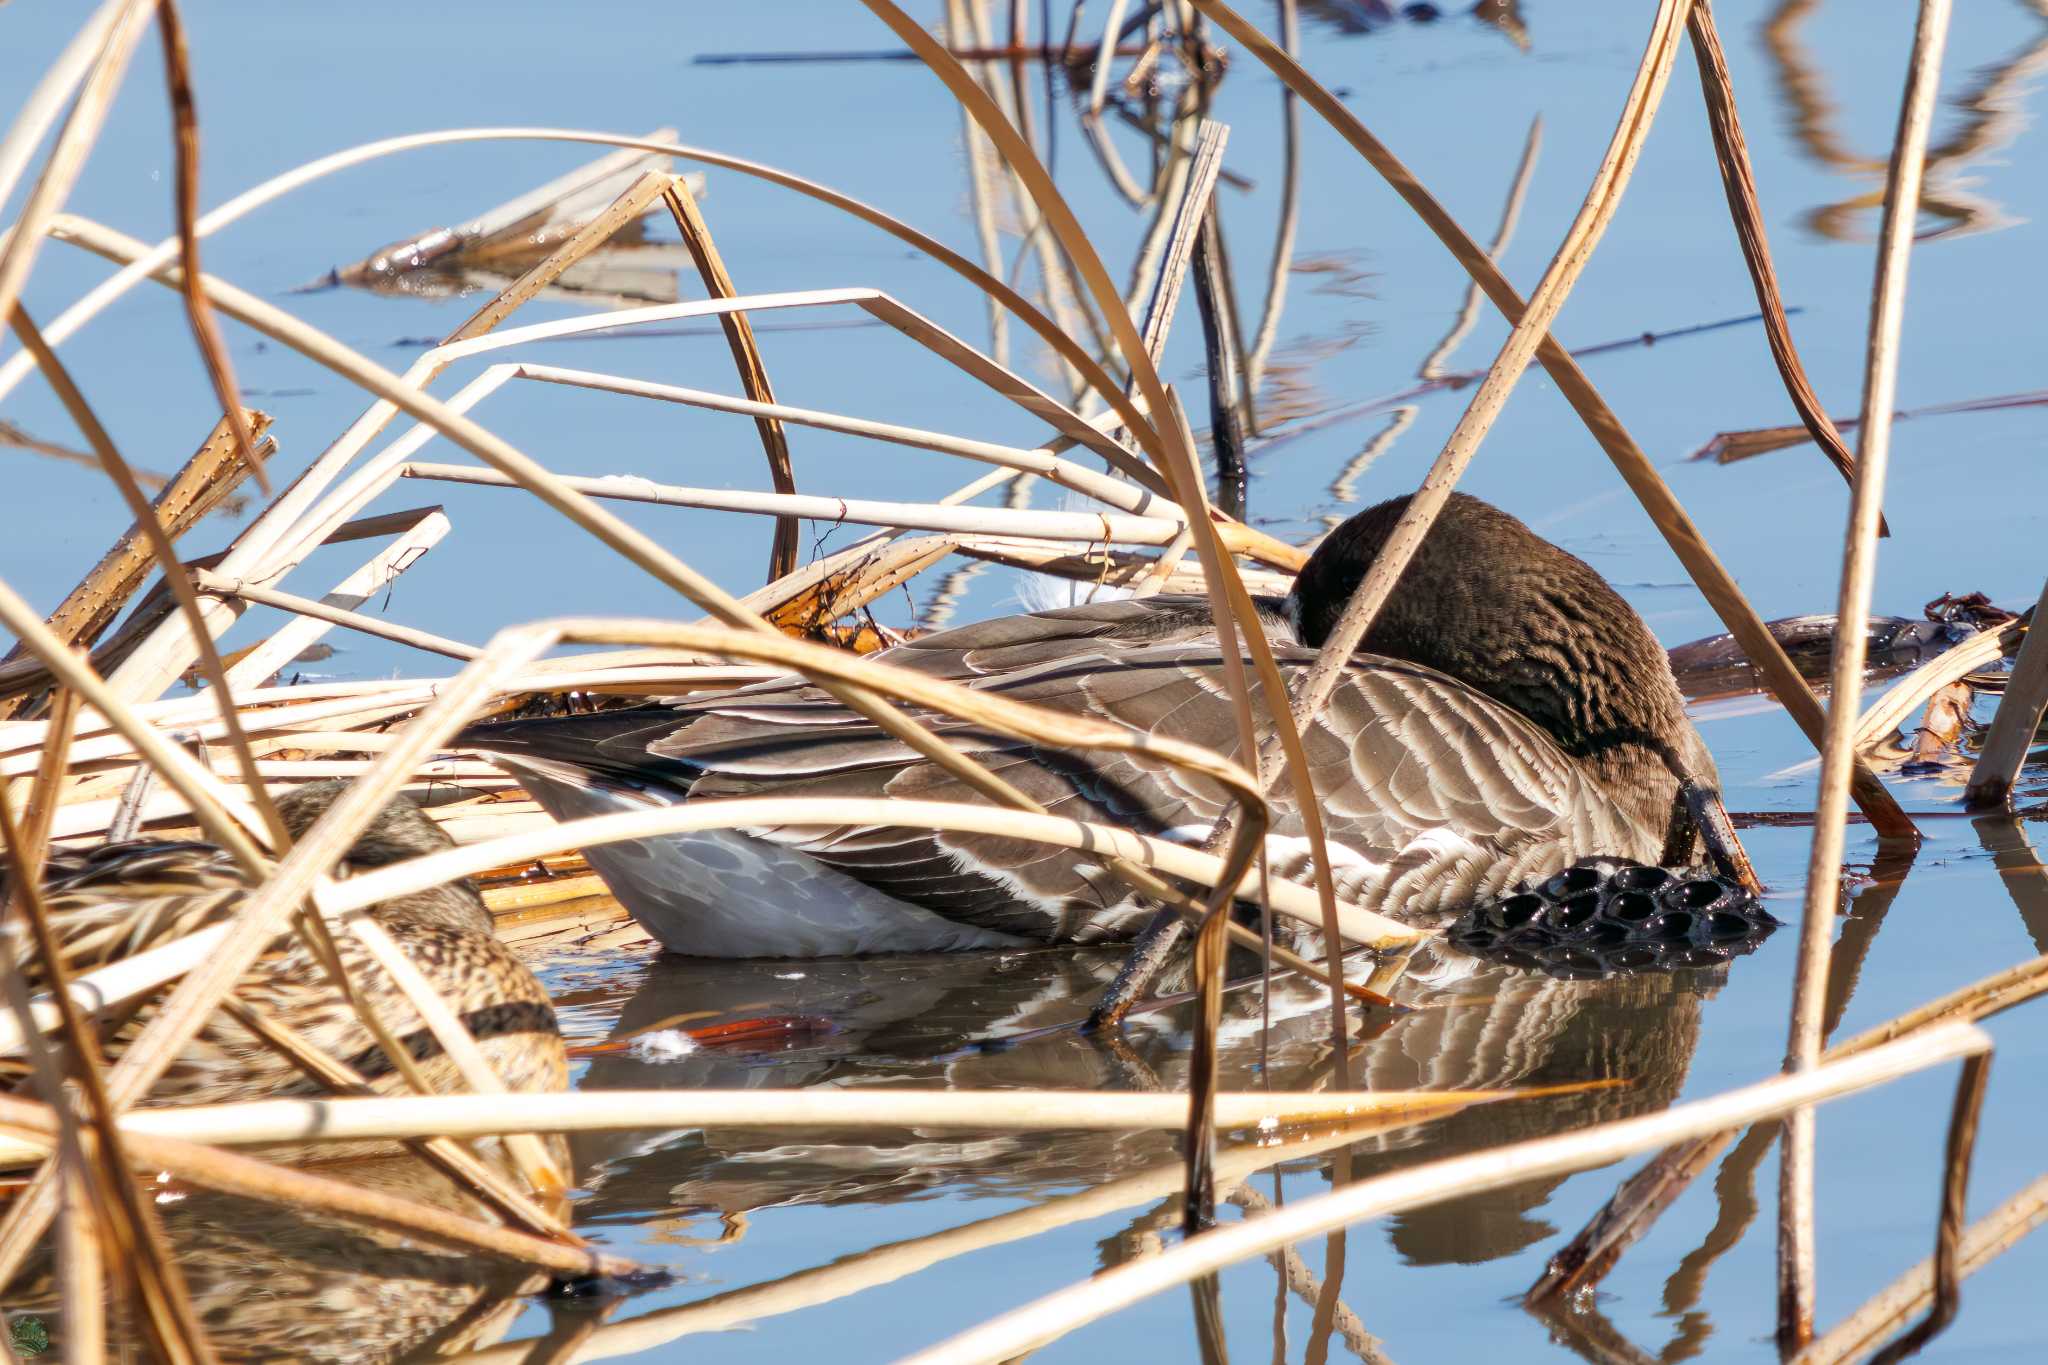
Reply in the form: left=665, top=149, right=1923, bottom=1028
left=1286, top=492, right=1716, bottom=840
left=274, top=781, right=492, bottom=935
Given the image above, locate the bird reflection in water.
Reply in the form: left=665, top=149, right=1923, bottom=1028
left=569, top=945, right=1727, bottom=1276
left=5, top=1155, right=548, bottom=1364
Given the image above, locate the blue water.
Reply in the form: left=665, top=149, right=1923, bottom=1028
left=3, top=1, right=2047, bottom=1360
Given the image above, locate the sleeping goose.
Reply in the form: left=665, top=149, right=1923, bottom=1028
left=462, top=493, right=1754, bottom=961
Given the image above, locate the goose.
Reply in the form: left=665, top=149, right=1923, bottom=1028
left=461, top=492, right=1762, bottom=968
left=3, top=781, right=565, bottom=1126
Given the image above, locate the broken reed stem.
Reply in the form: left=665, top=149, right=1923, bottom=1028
left=1687, top=0, right=1877, bottom=527
left=895, top=1024, right=1991, bottom=1365
left=1856, top=619, right=2018, bottom=751
left=1188, top=0, right=1914, bottom=839
left=1278, top=0, right=1690, bottom=737
left=0, top=411, right=273, bottom=720
left=6, top=305, right=290, bottom=852
left=1964, top=575, right=2048, bottom=808
left=660, top=175, right=802, bottom=582
left=1779, top=2, right=1950, bottom=1349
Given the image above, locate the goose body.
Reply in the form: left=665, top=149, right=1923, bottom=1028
left=467, top=494, right=1719, bottom=959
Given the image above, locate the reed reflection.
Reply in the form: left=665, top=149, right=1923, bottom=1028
left=1764, top=0, right=2048, bottom=242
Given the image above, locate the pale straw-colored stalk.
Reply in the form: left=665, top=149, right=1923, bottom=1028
left=1964, top=575, right=2048, bottom=807
left=0, top=0, right=154, bottom=332
left=896, top=1023, right=1991, bottom=1365
left=400, top=463, right=1188, bottom=545
left=1780, top=2, right=1951, bottom=1348
left=0, top=1086, right=1508, bottom=1159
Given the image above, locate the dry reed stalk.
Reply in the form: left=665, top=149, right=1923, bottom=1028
left=42, top=222, right=1132, bottom=863
left=0, top=411, right=273, bottom=720
left=7, top=691, right=80, bottom=882
left=221, top=510, right=455, bottom=689
left=6, top=306, right=290, bottom=849
left=1188, top=0, right=1914, bottom=839
left=1855, top=620, right=2019, bottom=751
left=0, top=774, right=215, bottom=1362
left=1795, top=1171, right=2048, bottom=1365
left=1688, top=0, right=1875, bottom=524
left=50, top=171, right=680, bottom=707
left=0, top=1085, right=1514, bottom=1155
left=440, top=288, right=1167, bottom=494
left=0, top=128, right=1156, bottom=462
left=400, top=462, right=1191, bottom=545
left=860, top=12, right=1357, bottom=1192
left=1277, top=0, right=1689, bottom=737
left=313, top=795, right=1404, bottom=951
left=153, top=0, right=262, bottom=496
left=1964, top=575, right=2048, bottom=808
left=507, top=361, right=1167, bottom=516
left=895, top=1023, right=1991, bottom=1365
left=0, top=931, right=106, bottom=1364
left=0, top=1093, right=639, bottom=1280
left=0, top=0, right=154, bottom=335
left=190, top=568, right=482, bottom=661
left=446, top=1119, right=1391, bottom=1365
left=0, top=0, right=126, bottom=214
left=661, top=175, right=802, bottom=581
left=1780, top=3, right=1951, bottom=1347
left=0, top=578, right=267, bottom=866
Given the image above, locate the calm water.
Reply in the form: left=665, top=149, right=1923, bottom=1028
left=3, top=1, right=2047, bottom=1360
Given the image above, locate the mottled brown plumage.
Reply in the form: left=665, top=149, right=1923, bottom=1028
left=5, top=783, right=565, bottom=1120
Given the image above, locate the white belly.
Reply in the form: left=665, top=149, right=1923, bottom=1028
left=505, top=762, right=1030, bottom=958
